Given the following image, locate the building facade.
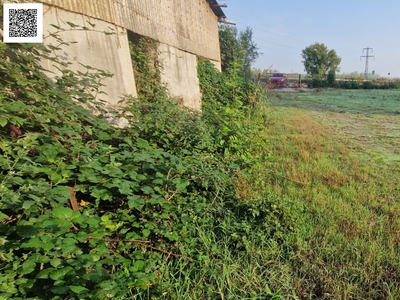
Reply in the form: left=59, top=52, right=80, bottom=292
left=20, top=0, right=224, bottom=110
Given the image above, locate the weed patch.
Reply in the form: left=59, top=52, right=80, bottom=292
left=0, top=19, right=285, bottom=299
left=264, top=92, right=400, bottom=298
left=2, top=7, right=400, bottom=298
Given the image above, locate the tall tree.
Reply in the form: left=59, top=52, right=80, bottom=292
left=301, top=43, right=341, bottom=78
left=238, top=27, right=259, bottom=80
left=219, top=25, right=260, bottom=80
left=219, top=25, right=240, bottom=72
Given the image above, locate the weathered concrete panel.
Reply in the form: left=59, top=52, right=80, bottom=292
left=158, top=43, right=201, bottom=110
left=210, top=60, right=222, bottom=72
left=111, top=0, right=221, bottom=62
left=4, top=0, right=223, bottom=110
left=40, top=5, right=137, bottom=107
left=30, top=0, right=221, bottom=64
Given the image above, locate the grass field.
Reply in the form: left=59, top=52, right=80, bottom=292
left=268, top=89, right=400, bottom=162
left=252, top=89, right=400, bottom=298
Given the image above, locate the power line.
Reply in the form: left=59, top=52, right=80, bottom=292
left=227, top=13, right=362, bottom=59
left=255, top=37, right=299, bottom=50
left=251, top=26, right=305, bottom=43
left=225, top=13, right=366, bottom=71
left=228, top=12, right=306, bottom=43
left=360, top=47, right=374, bottom=78
left=260, top=46, right=299, bottom=55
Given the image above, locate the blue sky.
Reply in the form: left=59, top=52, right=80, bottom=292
left=222, top=0, right=400, bottom=78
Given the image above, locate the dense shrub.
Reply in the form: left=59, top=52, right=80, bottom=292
left=361, top=81, right=374, bottom=89
left=304, top=72, right=400, bottom=90
left=327, top=70, right=336, bottom=87
left=309, top=77, right=327, bottom=88
left=350, top=81, right=361, bottom=89
left=0, top=18, right=283, bottom=299
left=389, top=81, right=400, bottom=89
left=337, top=80, right=360, bottom=89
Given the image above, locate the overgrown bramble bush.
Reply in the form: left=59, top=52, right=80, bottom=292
left=0, top=13, right=286, bottom=300
left=129, top=37, right=168, bottom=102
left=197, top=59, right=265, bottom=161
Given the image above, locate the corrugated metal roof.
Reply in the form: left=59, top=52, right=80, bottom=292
left=207, top=0, right=226, bottom=20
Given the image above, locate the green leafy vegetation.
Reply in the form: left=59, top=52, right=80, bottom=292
left=301, top=42, right=341, bottom=79
left=219, top=25, right=260, bottom=81
left=2, top=7, right=400, bottom=299
left=129, top=37, right=167, bottom=102
left=266, top=90, right=400, bottom=298
left=0, top=13, right=283, bottom=299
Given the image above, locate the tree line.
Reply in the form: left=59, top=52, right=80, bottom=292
left=218, top=26, right=341, bottom=81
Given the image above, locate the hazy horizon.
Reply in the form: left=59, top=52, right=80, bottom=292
left=222, top=0, right=400, bottom=78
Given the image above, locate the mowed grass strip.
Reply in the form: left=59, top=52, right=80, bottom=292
left=250, top=91, right=400, bottom=298
left=268, top=89, right=400, bottom=162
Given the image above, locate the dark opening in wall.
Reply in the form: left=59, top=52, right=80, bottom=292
left=127, top=30, right=165, bottom=101
left=127, top=30, right=143, bottom=45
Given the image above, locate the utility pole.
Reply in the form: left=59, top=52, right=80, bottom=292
left=360, top=47, right=374, bottom=78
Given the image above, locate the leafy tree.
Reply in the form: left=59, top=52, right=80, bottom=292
left=301, top=43, right=341, bottom=78
left=219, top=25, right=260, bottom=81
left=219, top=25, right=240, bottom=72
left=238, top=27, right=260, bottom=80
left=327, top=69, right=336, bottom=87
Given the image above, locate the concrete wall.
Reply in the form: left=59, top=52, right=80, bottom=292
left=158, top=43, right=202, bottom=110
left=41, top=5, right=137, bottom=107
left=36, top=0, right=221, bottom=63
left=6, top=0, right=223, bottom=110
left=210, top=60, right=222, bottom=72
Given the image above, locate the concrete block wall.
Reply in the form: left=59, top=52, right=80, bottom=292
left=41, top=5, right=137, bottom=107
left=158, top=43, right=202, bottom=110
left=38, top=0, right=221, bottom=62
left=5, top=0, right=223, bottom=110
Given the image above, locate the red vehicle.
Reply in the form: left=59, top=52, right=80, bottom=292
left=269, top=73, right=287, bottom=87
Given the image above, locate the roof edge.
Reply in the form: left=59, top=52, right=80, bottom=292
left=207, top=0, right=226, bottom=20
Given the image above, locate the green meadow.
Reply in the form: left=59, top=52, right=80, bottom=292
left=257, top=89, right=400, bottom=298
left=2, top=36, right=400, bottom=298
